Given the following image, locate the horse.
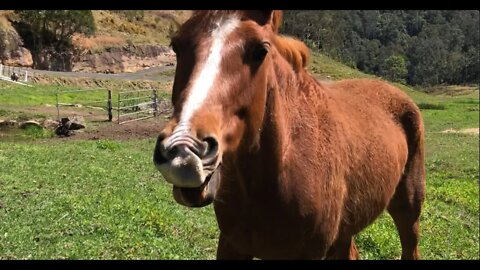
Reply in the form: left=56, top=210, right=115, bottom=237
left=153, top=10, right=425, bottom=260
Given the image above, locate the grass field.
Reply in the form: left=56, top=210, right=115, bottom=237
left=0, top=53, right=478, bottom=259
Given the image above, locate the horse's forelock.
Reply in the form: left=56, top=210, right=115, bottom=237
left=185, top=10, right=309, bottom=72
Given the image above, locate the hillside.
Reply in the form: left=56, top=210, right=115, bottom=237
left=0, top=10, right=191, bottom=73
left=72, top=11, right=191, bottom=52
left=283, top=10, right=479, bottom=86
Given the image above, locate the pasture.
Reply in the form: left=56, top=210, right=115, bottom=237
left=0, top=55, right=478, bottom=259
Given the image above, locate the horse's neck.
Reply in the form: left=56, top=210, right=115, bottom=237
left=266, top=59, right=328, bottom=155
left=235, top=60, right=327, bottom=192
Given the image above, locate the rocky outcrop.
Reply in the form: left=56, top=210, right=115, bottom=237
left=34, top=48, right=74, bottom=71
left=1, top=26, right=174, bottom=73
left=0, top=27, right=33, bottom=67
left=72, top=44, right=175, bottom=73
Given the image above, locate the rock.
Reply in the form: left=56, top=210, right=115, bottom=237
left=54, top=116, right=86, bottom=135
left=19, top=120, right=43, bottom=129
left=3, top=47, right=33, bottom=67
left=69, top=116, right=85, bottom=130
left=42, top=119, right=60, bottom=130
left=135, top=102, right=154, bottom=112
left=33, top=48, right=73, bottom=71
left=55, top=118, right=72, bottom=137
left=72, top=44, right=175, bottom=73
left=0, top=119, right=18, bottom=129
left=0, top=28, right=33, bottom=67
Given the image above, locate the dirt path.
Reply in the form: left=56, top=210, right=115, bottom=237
left=19, top=65, right=176, bottom=82
left=60, top=117, right=167, bottom=141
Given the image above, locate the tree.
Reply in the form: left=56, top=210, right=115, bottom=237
left=15, top=10, right=95, bottom=51
left=282, top=10, right=478, bottom=86
left=379, top=55, right=408, bottom=83
left=48, top=10, right=96, bottom=49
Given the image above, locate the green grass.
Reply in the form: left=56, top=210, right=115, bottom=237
left=0, top=125, right=55, bottom=142
left=357, top=129, right=479, bottom=259
left=309, top=52, right=375, bottom=80
left=0, top=81, right=173, bottom=117
left=0, top=82, right=113, bottom=107
left=0, top=53, right=478, bottom=259
left=21, top=125, right=55, bottom=139
left=417, top=102, right=446, bottom=111
left=0, top=139, right=218, bottom=259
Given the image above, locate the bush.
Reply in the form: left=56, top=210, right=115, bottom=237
left=417, top=102, right=446, bottom=110
left=21, top=125, right=54, bottom=139
left=379, top=55, right=408, bottom=83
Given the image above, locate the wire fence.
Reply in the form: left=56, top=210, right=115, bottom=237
left=117, top=89, right=160, bottom=124
left=0, top=64, right=31, bottom=82
left=55, top=88, right=113, bottom=122
left=55, top=87, right=167, bottom=124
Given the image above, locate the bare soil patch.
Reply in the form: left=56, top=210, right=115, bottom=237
left=441, top=128, right=479, bottom=135
left=60, top=116, right=168, bottom=141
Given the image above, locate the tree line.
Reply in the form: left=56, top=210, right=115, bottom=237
left=8, top=10, right=479, bottom=86
left=282, top=10, right=479, bottom=86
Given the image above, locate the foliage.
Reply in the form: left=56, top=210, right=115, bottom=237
left=96, top=140, right=121, bottom=151
left=21, top=125, right=54, bottom=139
left=379, top=55, right=408, bottom=83
left=417, top=102, right=446, bottom=110
left=14, top=10, right=96, bottom=51
left=110, top=11, right=145, bottom=22
left=282, top=10, right=479, bottom=86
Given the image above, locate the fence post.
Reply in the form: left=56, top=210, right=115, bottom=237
left=56, top=91, right=60, bottom=122
left=153, top=89, right=158, bottom=117
left=107, top=89, right=112, bottom=121
left=117, top=93, right=121, bottom=124
left=24, top=70, right=28, bottom=82
left=0, top=64, right=3, bottom=77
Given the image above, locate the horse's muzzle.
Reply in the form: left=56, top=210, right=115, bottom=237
left=153, top=129, right=220, bottom=189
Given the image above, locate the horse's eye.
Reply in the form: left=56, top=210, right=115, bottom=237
left=251, top=41, right=270, bottom=62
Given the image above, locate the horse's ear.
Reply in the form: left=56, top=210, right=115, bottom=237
left=270, top=10, right=283, bottom=33
left=244, top=10, right=283, bottom=33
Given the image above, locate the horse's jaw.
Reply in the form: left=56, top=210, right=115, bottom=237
left=172, top=167, right=221, bottom=207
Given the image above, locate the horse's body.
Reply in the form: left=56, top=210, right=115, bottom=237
left=153, top=10, right=425, bottom=259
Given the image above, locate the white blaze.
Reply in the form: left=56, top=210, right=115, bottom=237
left=179, top=16, right=240, bottom=126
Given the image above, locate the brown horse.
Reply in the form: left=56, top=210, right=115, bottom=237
left=153, top=10, right=425, bottom=260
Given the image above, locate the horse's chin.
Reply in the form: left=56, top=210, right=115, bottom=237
left=172, top=167, right=221, bottom=207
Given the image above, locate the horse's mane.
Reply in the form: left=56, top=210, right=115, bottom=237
left=190, top=10, right=310, bottom=73
left=272, top=35, right=310, bottom=72
left=262, top=10, right=310, bottom=72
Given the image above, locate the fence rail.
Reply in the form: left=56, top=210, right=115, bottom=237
left=55, top=88, right=112, bottom=122
left=0, top=64, right=30, bottom=82
left=55, top=87, right=164, bottom=124
left=117, top=89, right=159, bottom=124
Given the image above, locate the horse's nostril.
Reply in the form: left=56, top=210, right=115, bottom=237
left=203, top=136, right=219, bottom=158
left=167, top=146, right=179, bottom=158
left=154, top=134, right=169, bottom=165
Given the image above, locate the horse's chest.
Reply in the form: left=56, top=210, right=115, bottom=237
left=214, top=198, right=330, bottom=258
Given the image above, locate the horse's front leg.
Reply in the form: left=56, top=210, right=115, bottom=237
left=216, top=233, right=253, bottom=260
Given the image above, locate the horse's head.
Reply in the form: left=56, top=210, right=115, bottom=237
left=153, top=11, right=284, bottom=207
